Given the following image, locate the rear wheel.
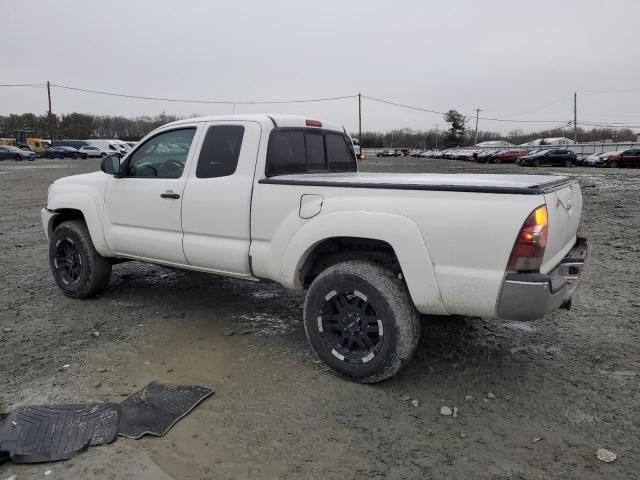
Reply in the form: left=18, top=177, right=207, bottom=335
left=303, top=261, right=420, bottom=383
left=49, top=220, right=112, bottom=298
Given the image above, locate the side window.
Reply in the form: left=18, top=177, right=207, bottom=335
left=266, top=131, right=305, bottom=176
left=196, top=125, right=245, bottom=178
left=126, top=128, right=196, bottom=178
left=326, top=133, right=356, bottom=171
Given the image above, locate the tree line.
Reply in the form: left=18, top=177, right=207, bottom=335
left=357, top=109, right=637, bottom=148
left=0, top=110, right=636, bottom=147
left=0, top=112, right=180, bottom=141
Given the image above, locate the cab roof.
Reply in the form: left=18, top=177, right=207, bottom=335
left=165, top=114, right=346, bottom=133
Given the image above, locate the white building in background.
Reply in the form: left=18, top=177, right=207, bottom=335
left=474, top=140, right=512, bottom=147
left=519, top=137, right=574, bottom=146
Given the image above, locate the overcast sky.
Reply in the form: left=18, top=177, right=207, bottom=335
left=2, top=0, right=639, bottom=134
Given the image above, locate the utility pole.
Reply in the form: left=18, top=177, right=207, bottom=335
left=473, top=108, right=482, bottom=145
left=573, top=91, right=577, bottom=144
left=358, top=93, right=362, bottom=143
left=47, top=81, right=53, bottom=142
left=433, top=123, right=440, bottom=149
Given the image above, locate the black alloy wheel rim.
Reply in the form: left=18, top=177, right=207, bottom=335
left=319, top=290, right=383, bottom=364
left=54, top=238, right=83, bottom=285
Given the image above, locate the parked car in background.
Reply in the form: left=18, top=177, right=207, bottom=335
left=85, top=140, right=125, bottom=157
left=351, top=138, right=364, bottom=160
left=113, top=140, right=132, bottom=154
left=515, top=149, right=544, bottom=165
left=584, top=151, right=613, bottom=167
left=491, top=149, right=526, bottom=164
left=0, top=145, right=38, bottom=161
left=518, top=149, right=577, bottom=167
left=45, top=146, right=87, bottom=159
left=476, top=149, right=502, bottom=163
left=79, top=146, right=108, bottom=158
left=600, top=149, right=640, bottom=168
left=377, top=149, right=399, bottom=157
left=51, top=139, right=91, bottom=150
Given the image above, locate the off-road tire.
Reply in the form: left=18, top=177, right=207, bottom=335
left=303, top=261, right=420, bottom=383
left=49, top=220, right=112, bottom=298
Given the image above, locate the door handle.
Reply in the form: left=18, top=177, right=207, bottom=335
left=160, top=192, right=180, bottom=199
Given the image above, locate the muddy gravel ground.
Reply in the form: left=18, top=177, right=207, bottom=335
left=0, top=156, right=638, bottom=479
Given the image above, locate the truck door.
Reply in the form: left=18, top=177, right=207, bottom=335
left=103, top=126, right=199, bottom=264
left=181, top=121, right=261, bottom=276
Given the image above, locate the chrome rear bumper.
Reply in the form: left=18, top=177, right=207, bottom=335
left=497, top=237, right=588, bottom=321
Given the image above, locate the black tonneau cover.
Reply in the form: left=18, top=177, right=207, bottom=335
left=259, top=173, right=577, bottom=195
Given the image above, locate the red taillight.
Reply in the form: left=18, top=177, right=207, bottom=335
left=306, top=119, right=322, bottom=127
left=507, top=205, right=548, bottom=271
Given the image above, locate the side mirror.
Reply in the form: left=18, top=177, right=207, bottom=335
left=100, top=155, right=121, bottom=175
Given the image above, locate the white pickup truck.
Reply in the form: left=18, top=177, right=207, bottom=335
left=42, top=114, right=587, bottom=383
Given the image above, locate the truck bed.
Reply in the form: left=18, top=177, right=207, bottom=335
left=260, top=172, right=576, bottom=195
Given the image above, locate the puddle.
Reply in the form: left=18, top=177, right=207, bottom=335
left=233, top=313, right=299, bottom=335
left=251, top=290, right=280, bottom=299
left=501, top=321, right=536, bottom=332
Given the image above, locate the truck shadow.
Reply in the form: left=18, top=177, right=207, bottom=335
left=104, top=262, right=557, bottom=385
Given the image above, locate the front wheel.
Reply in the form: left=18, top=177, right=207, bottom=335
left=49, top=220, right=112, bottom=298
left=303, top=261, right=420, bottom=383
left=533, top=159, right=541, bottom=167
left=609, top=160, right=619, bottom=168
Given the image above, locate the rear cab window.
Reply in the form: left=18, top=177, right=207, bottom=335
left=266, top=129, right=356, bottom=177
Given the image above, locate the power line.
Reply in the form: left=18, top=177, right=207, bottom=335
left=0, top=83, right=46, bottom=88
left=364, top=95, right=569, bottom=123
left=3, top=82, right=637, bottom=129
left=362, top=95, right=445, bottom=115
left=579, top=88, right=640, bottom=94
left=50, top=83, right=357, bottom=105
left=581, top=112, right=640, bottom=120
left=577, top=121, right=640, bottom=129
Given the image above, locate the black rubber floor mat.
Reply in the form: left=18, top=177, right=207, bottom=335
left=118, top=383, right=214, bottom=439
left=0, top=403, right=120, bottom=463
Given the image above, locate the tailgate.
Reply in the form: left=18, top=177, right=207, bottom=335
left=541, top=181, right=583, bottom=274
